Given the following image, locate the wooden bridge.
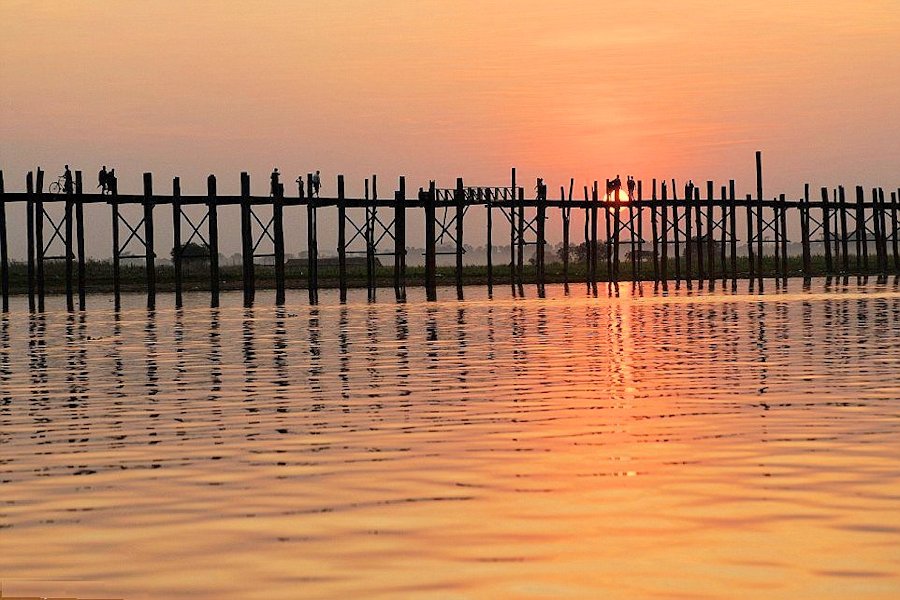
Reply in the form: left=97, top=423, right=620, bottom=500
left=0, top=152, right=898, bottom=311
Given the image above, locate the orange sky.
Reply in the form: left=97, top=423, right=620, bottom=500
left=1, top=1, right=899, bottom=255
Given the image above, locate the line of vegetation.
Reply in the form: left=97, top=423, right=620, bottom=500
left=5, top=254, right=898, bottom=295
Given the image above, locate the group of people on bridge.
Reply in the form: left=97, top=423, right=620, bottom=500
left=270, top=168, right=321, bottom=198
left=534, top=174, right=639, bottom=202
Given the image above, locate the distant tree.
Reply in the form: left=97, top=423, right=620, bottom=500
left=171, top=242, right=210, bottom=262
left=557, top=242, right=608, bottom=263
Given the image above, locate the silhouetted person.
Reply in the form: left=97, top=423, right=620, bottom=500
left=63, top=165, right=74, bottom=194
left=295, top=176, right=305, bottom=199
left=312, top=170, right=321, bottom=197
left=107, top=168, right=117, bottom=194
left=535, top=178, right=547, bottom=201
left=627, top=176, right=636, bottom=199
left=612, top=174, right=622, bottom=193
left=98, top=165, right=108, bottom=194
left=685, top=180, right=694, bottom=200
left=270, top=168, right=281, bottom=197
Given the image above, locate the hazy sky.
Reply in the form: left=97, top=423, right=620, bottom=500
left=2, top=0, right=899, bottom=257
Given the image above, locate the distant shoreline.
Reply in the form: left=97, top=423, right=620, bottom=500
left=3, top=255, right=896, bottom=296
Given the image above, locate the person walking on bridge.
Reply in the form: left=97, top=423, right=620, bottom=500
left=62, top=165, right=74, bottom=195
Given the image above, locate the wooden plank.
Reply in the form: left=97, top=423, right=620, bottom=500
left=719, top=184, right=727, bottom=283
left=756, top=189, right=764, bottom=281
left=0, top=170, right=7, bottom=311
left=583, top=185, right=590, bottom=287
left=337, top=175, right=347, bottom=302
left=143, top=172, right=156, bottom=310
left=517, top=186, right=525, bottom=287
left=455, top=177, right=465, bottom=299
left=683, top=185, right=692, bottom=284
left=172, top=177, right=183, bottom=308
left=207, top=175, right=220, bottom=308
left=240, top=172, right=254, bottom=306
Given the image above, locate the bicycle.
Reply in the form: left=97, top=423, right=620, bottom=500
left=48, top=176, right=67, bottom=195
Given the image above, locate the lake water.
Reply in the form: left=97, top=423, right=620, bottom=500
left=2, top=279, right=900, bottom=599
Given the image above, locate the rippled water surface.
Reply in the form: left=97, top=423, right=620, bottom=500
left=2, top=280, right=900, bottom=599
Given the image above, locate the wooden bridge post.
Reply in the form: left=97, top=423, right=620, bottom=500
left=671, top=182, right=682, bottom=283
left=719, top=184, right=728, bottom=283
left=773, top=197, right=781, bottom=280
left=706, top=181, right=715, bottom=282
left=756, top=151, right=764, bottom=281
left=660, top=181, right=669, bottom=284
left=855, top=186, right=866, bottom=273
left=891, top=190, right=899, bottom=271
left=337, top=175, right=347, bottom=302
left=0, top=170, right=7, bottom=312
left=536, top=180, right=546, bottom=289
left=821, top=187, right=833, bottom=273
left=779, top=193, right=788, bottom=279
left=755, top=192, right=764, bottom=281
left=636, top=180, right=644, bottom=281
left=26, top=172, right=35, bottom=311
left=65, top=173, right=76, bottom=311
left=365, top=178, right=375, bottom=300
left=207, top=175, right=220, bottom=308
left=455, top=177, right=465, bottom=299
left=650, top=179, right=660, bottom=282
left=729, top=181, right=737, bottom=282
left=801, top=184, right=812, bottom=277
left=486, top=188, right=493, bottom=293
left=306, top=173, right=318, bottom=304
left=273, top=176, right=285, bottom=305
left=559, top=185, right=567, bottom=285
left=240, top=172, right=254, bottom=306
left=838, top=186, right=849, bottom=273
left=172, top=177, right=183, bottom=308
left=604, top=182, right=612, bottom=282
left=683, top=186, right=693, bottom=285
left=425, top=180, right=437, bottom=301
left=612, top=184, right=621, bottom=282
left=875, top=188, right=887, bottom=274
left=693, top=187, right=704, bottom=281
left=36, top=168, right=45, bottom=311
left=143, top=172, right=156, bottom=310
left=745, top=192, right=755, bottom=280
left=394, top=175, right=407, bottom=302
left=111, top=175, right=120, bottom=309
left=517, top=187, right=525, bottom=287
left=590, top=183, right=599, bottom=285
left=76, top=173, right=86, bottom=310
